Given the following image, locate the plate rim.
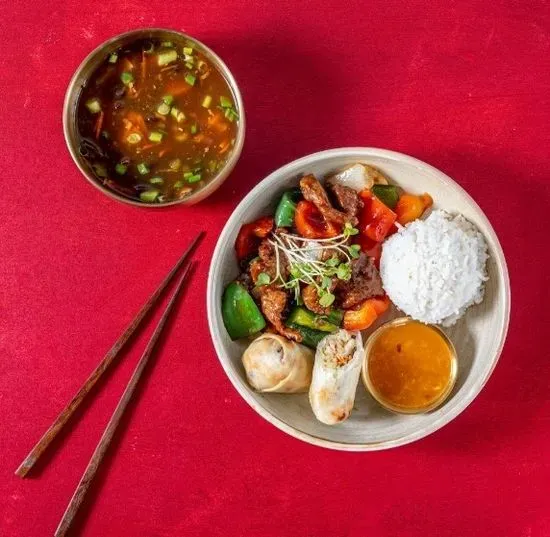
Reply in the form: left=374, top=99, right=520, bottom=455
left=206, top=147, right=511, bottom=451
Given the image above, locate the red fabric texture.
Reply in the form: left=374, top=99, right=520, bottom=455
left=1, top=1, right=549, bottom=536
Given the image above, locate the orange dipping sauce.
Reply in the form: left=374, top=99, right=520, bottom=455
left=365, top=319, right=456, bottom=413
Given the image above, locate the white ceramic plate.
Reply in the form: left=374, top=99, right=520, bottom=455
left=207, top=148, right=510, bottom=451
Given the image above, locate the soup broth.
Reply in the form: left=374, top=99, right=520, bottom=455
left=77, top=37, right=239, bottom=203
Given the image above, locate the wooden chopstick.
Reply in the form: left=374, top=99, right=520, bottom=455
left=54, top=262, right=194, bottom=537
left=15, top=232, right=204, bottom=478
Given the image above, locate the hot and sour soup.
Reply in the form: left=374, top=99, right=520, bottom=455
left=77, top=38, right=239, bottom=203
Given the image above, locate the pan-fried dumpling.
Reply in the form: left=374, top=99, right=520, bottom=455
left=242, top=334, right=314, bottom=393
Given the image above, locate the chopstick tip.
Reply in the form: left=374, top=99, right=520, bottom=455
left=14, top=460, right=31, bottom=478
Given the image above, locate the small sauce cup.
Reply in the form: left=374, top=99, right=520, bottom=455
left=63, top=28, right=245, bottom=207
left=362, top=317, right=457, bottom=414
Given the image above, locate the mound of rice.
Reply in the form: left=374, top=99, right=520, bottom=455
left=380, top=210, right=489, bottom=326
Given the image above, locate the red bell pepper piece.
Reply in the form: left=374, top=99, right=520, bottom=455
left=343, top=295, right=390, bottom=331
left=354, top=234, right=381, bottom=265
left=359, top=190, right=397, bottom=243
left=386, top=223, right=399, bottom=238
left=294, top=200, right=340, bottom=239
left=251, top=216, right=274, bottom=238
left=235, top=216, right=274, bottom=260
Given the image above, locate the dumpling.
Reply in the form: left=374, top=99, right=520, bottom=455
left=242, top=334, right=314, bottom=393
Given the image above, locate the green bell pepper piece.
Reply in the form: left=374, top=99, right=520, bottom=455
left=286, top=322, right=329, bottom=349
left=222, top=282, right=266, bottom=340
left=286, top=306, right=342, bottom=332
left=285, top=307, right=343, bottom=348
left=274, top=188, right=301, bottom=227
left=372, top=184, right=400, bottom=210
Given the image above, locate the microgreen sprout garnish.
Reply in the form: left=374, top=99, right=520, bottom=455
left=120, top=72, right=134, bottom=86
left=263, top=224, right=361, bottom=306
left=343, top=222, right=359, bottom=237
left=348, top=244, right=361, bottom=258
left=256, top=272, right=271, bottom=287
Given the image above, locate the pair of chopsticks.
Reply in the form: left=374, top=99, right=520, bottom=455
left=15, top=231, right=204, bottom=537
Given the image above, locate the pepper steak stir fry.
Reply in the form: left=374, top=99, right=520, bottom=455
left=222, top=165, right=433, bottom=348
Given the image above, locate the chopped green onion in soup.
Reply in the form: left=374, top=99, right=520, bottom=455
left=85, top=98, right=101, bottom=114
left=148, top=131, right=163, bottom=143
left=140, top=189, right=160, bottom=202
left=157, top=49, right=178, bottom=66
left=115, top=163, right=127, bottom=175
left=120, top=72, right=134, bottom=85
left=137, top=162, right=150, bottom=175
left=126, top=132, right=142, bottom=144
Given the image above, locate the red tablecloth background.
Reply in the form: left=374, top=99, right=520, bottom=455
left=1, top=1, right=549, bottom=536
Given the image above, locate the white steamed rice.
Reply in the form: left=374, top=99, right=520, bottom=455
left=380, top=210, right=489, bottom=326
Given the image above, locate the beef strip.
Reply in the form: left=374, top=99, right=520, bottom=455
left=300, top=174, right=356, bottom=226
left=328, top=183, right=364, bottom=220
left=248, top=238, right=289, bottom=285
left=258, top=286, right=302, bottom=342
left=249, top=258, right=265, bottom=284
left=302, top=284, right=331, bottom=315
left=257, top=240, right=277, bottom=279
left=336, top=253, right=383, bottom=309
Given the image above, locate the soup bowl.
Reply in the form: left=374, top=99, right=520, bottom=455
left=63, top=28, right=245, bottom=207
left=207, top=147, right=510, bottom=451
